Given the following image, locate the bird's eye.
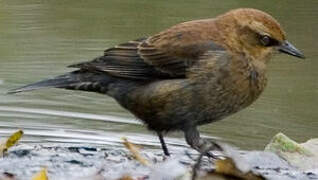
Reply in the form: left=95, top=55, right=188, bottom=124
left=260, top=35, right=271, bottom=46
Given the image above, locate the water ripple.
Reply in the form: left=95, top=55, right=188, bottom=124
left=0, top=106, right=141, bottom=125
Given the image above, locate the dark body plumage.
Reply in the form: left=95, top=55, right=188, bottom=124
left=9, top=8, right=304, bottom=155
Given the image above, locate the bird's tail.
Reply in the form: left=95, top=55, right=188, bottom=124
left=7, top=70, right=115, bottom=94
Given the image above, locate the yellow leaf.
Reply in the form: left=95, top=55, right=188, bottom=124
left=118, top=175, right=134, bottom=180
left=0, top=130, right=23, bottom=156
left=32, top=168, right=48, bottom=180
left=213, top=158, right=264, bottom=180
left=122, top=137, right=150, bottom=166
left=6, top=130, right=23, bottom=149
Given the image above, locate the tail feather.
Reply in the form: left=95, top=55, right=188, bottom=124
left=7, top=73, right=78, bottom=94
left=8, top=70, right=137, bottom=99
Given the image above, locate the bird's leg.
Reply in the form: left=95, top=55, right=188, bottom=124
left=184, top=127, right=222, bottom=159
left=157, top=132, right=170, bottom=156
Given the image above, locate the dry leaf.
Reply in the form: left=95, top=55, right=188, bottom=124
left=118, top=175, right=134, bottom=180
left=0, top=130, right=23, bottom=156
left=213, top=158, right=264, bottom=180
left=122, top=137, right=150, bottom=166
left=32, top=168, right=48, bottom=180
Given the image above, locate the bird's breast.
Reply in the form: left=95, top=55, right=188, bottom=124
left=189, top=59, right=267, bottom=123
left=123, top=60, right=267, bottom=130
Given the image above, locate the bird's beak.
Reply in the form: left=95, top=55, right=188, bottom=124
left=278, top=41, right=305, bottom=59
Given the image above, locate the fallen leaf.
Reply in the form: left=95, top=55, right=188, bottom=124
left=122, top=137, right=150, bottom=166
left=214, top=158, right=264, bottom=180
left=0, top=130, right=23, bottom=156
left=118, top=175, right=134, bottom=180
left=32, top=168, right=48, bottom=180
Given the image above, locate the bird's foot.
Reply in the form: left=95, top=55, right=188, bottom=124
left=196, top=138, right=224, bottom=160
left=191, top=140, right=225, bottom=180
left=184, top=127, right=223, bottom=159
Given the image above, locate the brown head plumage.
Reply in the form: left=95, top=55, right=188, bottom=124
left=214, top=8, right=303, bottom=62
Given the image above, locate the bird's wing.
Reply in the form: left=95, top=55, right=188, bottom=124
left=69, top=21, right=226, bottom=80
left=69, top=38, right=170, bottom=80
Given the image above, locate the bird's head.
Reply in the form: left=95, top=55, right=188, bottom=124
left=215, top=8, right=305, bottom=63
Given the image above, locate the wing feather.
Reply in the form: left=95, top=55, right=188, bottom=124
left=69, top=20, right=226, bottom=80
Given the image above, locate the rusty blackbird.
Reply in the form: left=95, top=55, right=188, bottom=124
left=9, top=8, right=305, bottom=156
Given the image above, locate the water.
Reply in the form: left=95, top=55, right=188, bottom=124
left=0, top=0, right=317, bottom=151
